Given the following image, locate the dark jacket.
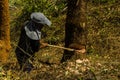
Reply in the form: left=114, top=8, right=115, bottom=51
left=15, top=22, right=40, bottom=67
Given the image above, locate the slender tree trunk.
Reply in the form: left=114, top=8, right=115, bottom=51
left=61, top=0, right=87, bottom=62
left=0, top=0, right=11, bottom=63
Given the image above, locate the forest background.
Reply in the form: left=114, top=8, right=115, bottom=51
left=0, top=0, right=120, bottom=80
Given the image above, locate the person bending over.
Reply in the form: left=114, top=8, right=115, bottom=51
left=15, top=12, right=51, bottom=72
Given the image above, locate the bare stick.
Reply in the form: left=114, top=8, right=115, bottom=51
left=47, top=44, right=86, bottom=53
left=47, top=44, right=75, bottom=51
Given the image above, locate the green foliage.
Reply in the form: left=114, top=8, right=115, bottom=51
left=10, top=0, right=119, bottom=54
left=16, top=0, right=67, bottom=22
left=87, top=1, right=120, bottom=54
left=10, top=0, right=67, bottom=43
left=90, top=0, right=117, bottom=4
left=9, top=0, right=22, bottom=7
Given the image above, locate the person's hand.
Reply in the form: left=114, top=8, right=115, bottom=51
left=40, top=43, right=48, bottom=48
left=75, top=48, right=86, bottom=53
left=42, top=43, right=48, bottom=46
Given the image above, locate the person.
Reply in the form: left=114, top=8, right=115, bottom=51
left=15, top=12, right=51, bottom=72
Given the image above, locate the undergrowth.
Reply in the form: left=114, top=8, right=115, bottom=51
left=1, top=0, right=119, bottom=80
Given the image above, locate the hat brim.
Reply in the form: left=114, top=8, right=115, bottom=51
left=31, top=12, right=51, bottom=26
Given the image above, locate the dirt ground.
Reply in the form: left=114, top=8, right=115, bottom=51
left=1, top=48, right=120, bottom=80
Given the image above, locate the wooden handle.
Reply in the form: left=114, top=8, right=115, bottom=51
left=47, top=44, right=75, bottom=51
left=47, top=44, right=86, bottom=53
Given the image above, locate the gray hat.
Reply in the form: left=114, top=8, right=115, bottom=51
left=31, top=12, right=51, bottom=26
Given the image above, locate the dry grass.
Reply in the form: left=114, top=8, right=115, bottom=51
left=0, top=51, right=120, bottom=80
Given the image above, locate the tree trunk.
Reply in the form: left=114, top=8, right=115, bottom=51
left=61, top=0, right=87, bottom=62
left=0, top=0, right=11, bottom=63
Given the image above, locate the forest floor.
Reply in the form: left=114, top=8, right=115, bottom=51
left=0, top=48, right=120, bottom=80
